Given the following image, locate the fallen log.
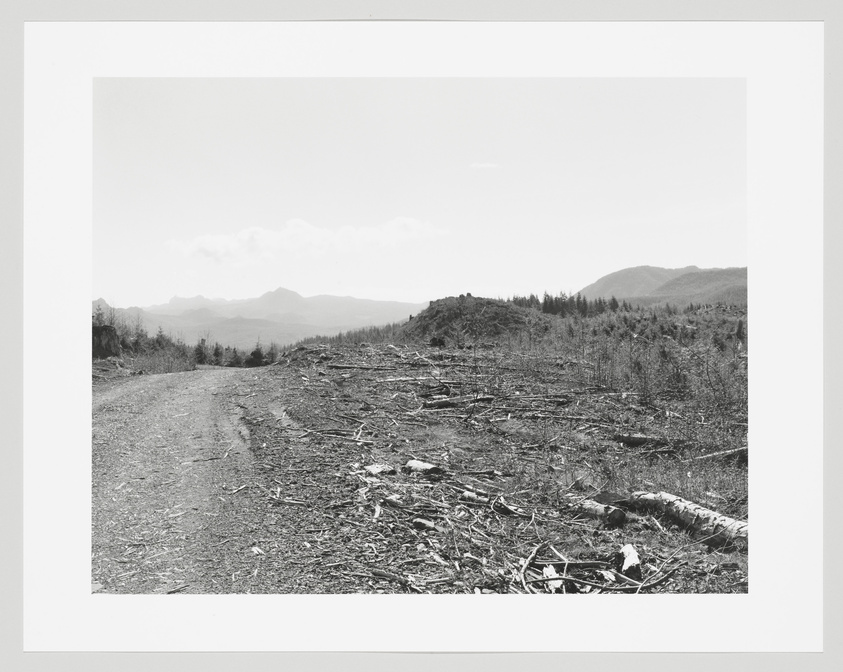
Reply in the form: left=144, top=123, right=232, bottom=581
left=422, top=394, right=495, bottom=409
left=627, top=491, right=748, bottom=544
left=531, top=559, right=612, bottom=571
left=572, top=498, right=627, bottom=527
left=613, top=433, right=665, bottom=447
left=326, top=363, right=396, bottom=371
left=459, top=490, right=490, bottom=505
left=402, top=459, right=446, bottom=476
left=684, top=446, right=748, bottom=463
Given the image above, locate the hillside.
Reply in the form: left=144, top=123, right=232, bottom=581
left=142, top=295, right=229, bottom=314
left=400, top=294, right=553, bottom=346
left=578, top=266, right=746, bottom=307
left=578, top=266, right=700, bottom=300
left=93, top=289, right=428, bottom=350
left=648, top=267, right=747, bottom=304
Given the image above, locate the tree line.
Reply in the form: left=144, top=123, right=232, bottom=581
left=507, top=292, right=629, bottom=317
left=92, top=304, right=278, bottom=370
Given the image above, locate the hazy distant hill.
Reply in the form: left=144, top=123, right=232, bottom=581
left=141, top=295, right=228, bottom=315
left=578, top=266, right=747, bottom=306
left=648, top=267, right=747, bottom=304
left=578, top=266, right=700, bottom=300
left=93, top=289, right=428, bottom=350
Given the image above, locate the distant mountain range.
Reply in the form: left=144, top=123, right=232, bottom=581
left=93, top=266, right=746, bottom=351
left=93, top=288, right=428, bottom=351
left=577, top=265, right=747, bottom=307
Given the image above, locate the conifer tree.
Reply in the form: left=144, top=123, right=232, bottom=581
left=93, top=304, right=106, bottom=326
left=193, top=338, right=208, bottom=365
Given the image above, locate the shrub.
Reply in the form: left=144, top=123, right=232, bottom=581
left=245, top=343, right=265, bottom=367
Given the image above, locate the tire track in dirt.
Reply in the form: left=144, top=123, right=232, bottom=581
left=92, top=368, right=268, bottom=594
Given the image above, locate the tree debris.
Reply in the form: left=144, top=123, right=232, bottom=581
left=95, top=316, right=747, bottom=595
left=684, top=446, right=748, bottom=463
left=617, top=544, right=642, bottom=581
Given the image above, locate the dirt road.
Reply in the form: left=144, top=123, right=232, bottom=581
left=92, top=362, right=405, bottom=595
left=92, top=367, right=276, bottom=594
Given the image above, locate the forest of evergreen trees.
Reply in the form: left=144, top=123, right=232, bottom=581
left=507, top=291, right=626, bottom=317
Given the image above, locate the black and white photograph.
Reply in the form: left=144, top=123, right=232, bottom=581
left=19, top=19, right=825, bottom=655
left=91, top=76, right=749, bottom=596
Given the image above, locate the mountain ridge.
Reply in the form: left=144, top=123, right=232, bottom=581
left=578, top=265, right=746, bottom=306
left=93, top=264, right=747, bottom=352
left=93, top=288, right=428, bottom=350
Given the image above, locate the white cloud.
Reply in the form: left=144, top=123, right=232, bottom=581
left=166, top=217, right=450, bottom=267
left=159, top=217, right=457, bottom=301
left=470, top=162, right=500, bottom=169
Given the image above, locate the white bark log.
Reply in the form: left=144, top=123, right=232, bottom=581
left=628, top=491, right=748, bottom=542
left=574, top=498, right=627, bottom=527
left=459, top=490, right=490, bottom=504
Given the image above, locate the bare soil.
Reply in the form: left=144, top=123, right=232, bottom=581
left=92, top=342, right=748, bottom=595
left=92, top=368, right=272, bottom=593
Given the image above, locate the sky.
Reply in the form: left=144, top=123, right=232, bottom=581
left=93, top=78, right=746, bottom=308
